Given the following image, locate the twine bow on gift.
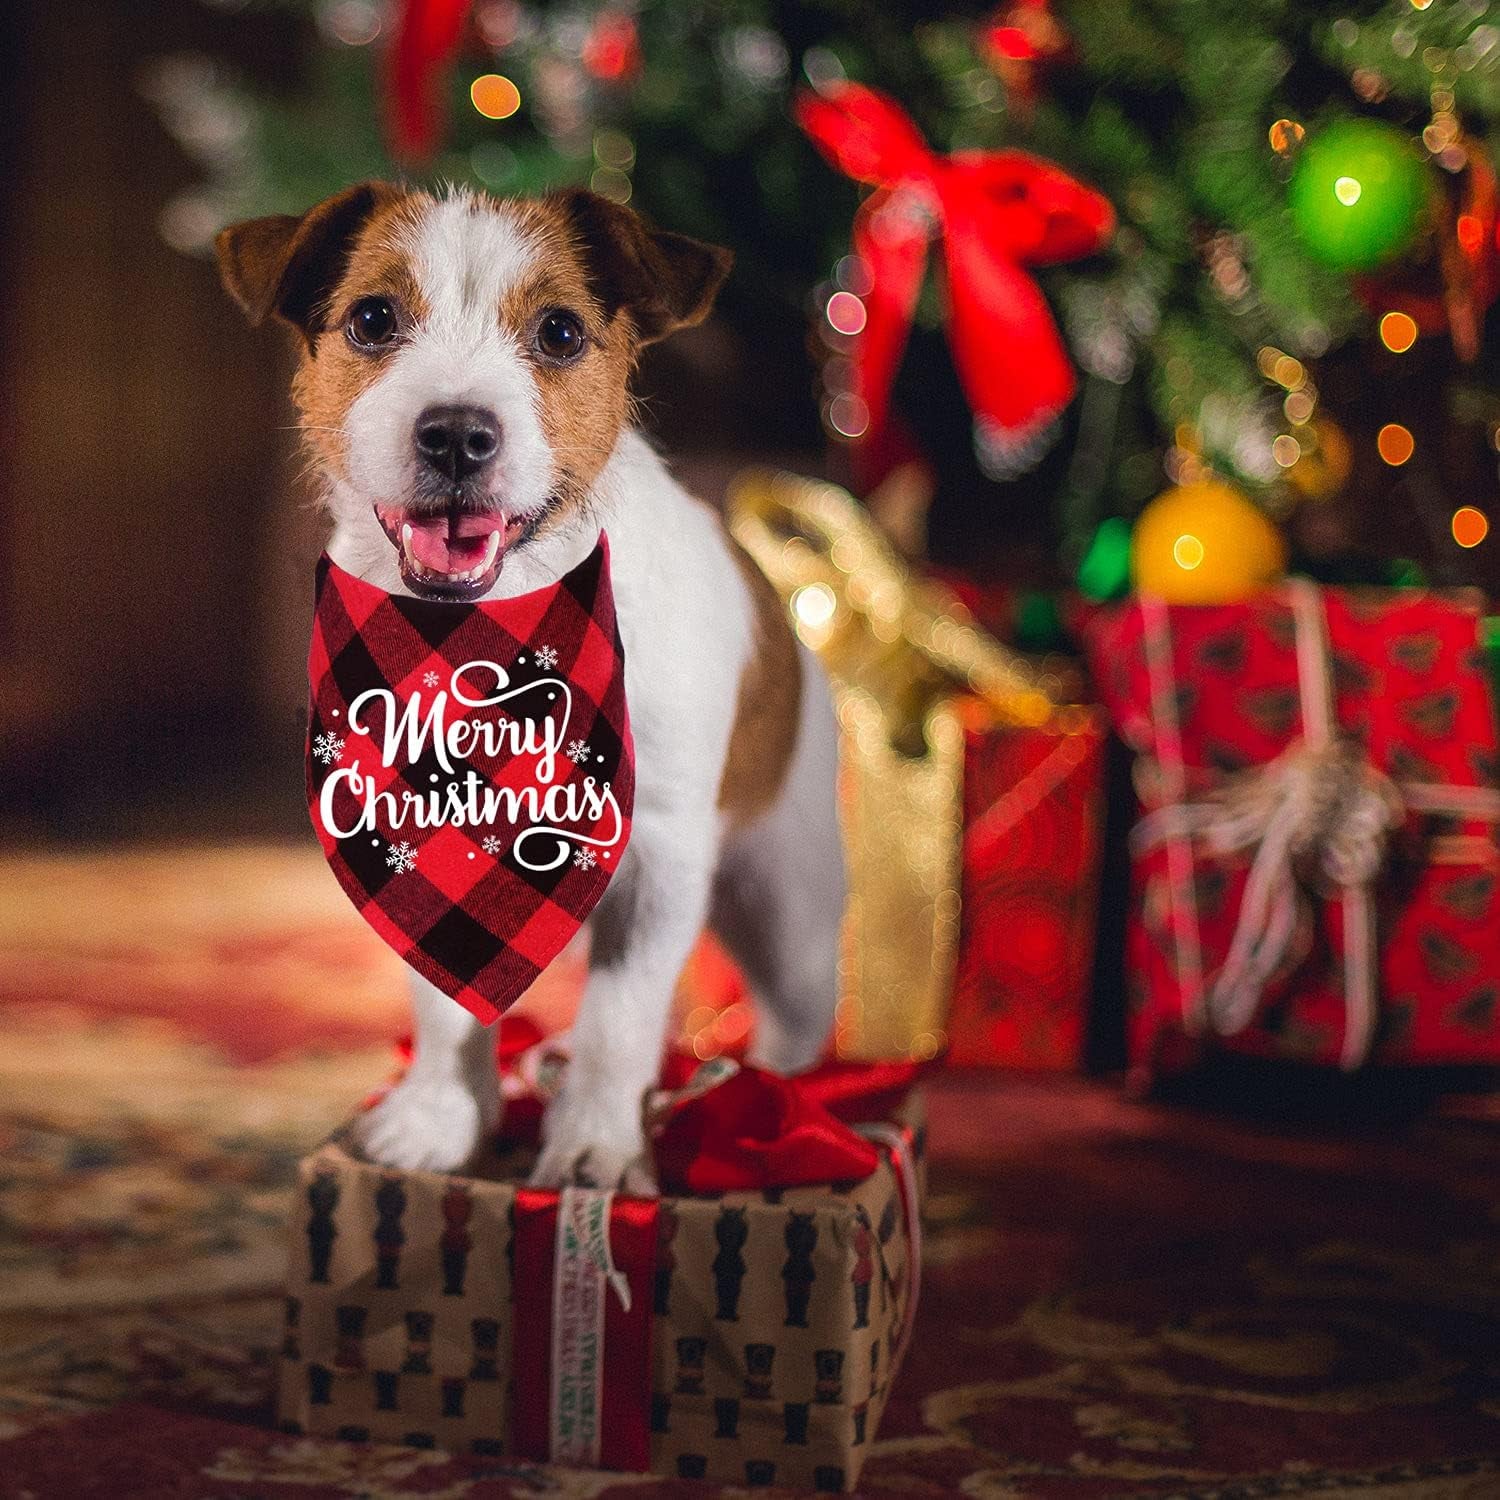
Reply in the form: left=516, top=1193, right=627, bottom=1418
left=1138, top=738, right=1406, bottom=1063
left=1133, top=580, right=1500, bottom=1070
left=795, top=82, right=1114, bottom=477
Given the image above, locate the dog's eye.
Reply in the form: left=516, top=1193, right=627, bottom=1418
left=536, top=311, right=585, bottom=361
left=347, top=297, right=398, bottom=350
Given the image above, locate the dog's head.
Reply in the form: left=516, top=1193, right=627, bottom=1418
left=216, top=183, right=731, bottom=598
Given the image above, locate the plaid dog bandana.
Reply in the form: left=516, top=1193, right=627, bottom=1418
left=307, top=537, right=634, bottom=1023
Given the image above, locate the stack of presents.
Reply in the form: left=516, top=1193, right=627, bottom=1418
left=281, top=472, right=1500, bottom=1489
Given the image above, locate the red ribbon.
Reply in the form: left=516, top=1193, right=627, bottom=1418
left=392, top=1027, right=920, bottom=1193
left=795, top=82, right=1114, bottom=480
left=386, top=0, right=472, bottom=161
left=650, top=1056, right=920, bottom=1192
left=393, top=1027, right=918, bottom=1192
left=509, top=1187, right=658, bottom=1470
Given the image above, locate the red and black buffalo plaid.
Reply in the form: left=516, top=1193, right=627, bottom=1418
left=306, top=538, right=634, bottom=1023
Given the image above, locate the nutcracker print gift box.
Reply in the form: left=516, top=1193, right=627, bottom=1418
left=279, top=1052, right=925, bottom=1492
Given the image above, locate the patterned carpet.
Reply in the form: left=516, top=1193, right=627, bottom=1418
left=1, top=845, right=1499, bottom=1498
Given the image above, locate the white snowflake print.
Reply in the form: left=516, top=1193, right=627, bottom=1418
left=385, top=840, right=418, bottom=875
left=533, top=644, right=559, bottom=671
left=312, top=732, right=345, bottom=765
left=573, top=847, right=597, bottom=872
left=566, top=739, right=591, bottom=764
left=422, top=669, right=440, bottom=688
left=481, top=835, right=502, bottom=856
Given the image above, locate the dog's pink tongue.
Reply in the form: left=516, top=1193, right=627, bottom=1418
left=404, top=514, right=506, bottom=574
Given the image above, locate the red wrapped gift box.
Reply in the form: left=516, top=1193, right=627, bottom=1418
left=947, top=707, right=1106, bottom=1068
left=1089, top=582, right=1500, bottom=1078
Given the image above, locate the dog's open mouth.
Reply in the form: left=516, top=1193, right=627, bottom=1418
left=375, top=505, right=522, bottom=599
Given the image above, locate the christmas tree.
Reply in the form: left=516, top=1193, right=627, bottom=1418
left=149, top=0, right=1500, bottom=595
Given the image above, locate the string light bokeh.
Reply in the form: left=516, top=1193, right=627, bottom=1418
left=139, top=0, right=1500, bottom=588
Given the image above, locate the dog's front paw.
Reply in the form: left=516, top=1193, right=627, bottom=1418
left=529, top=1093, right=657, bottom=1194
left=348, top=1072, right=500, bottom=1174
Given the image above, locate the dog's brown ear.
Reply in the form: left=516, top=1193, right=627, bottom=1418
left=215, top=182, right=394, bottom=342
left=554, top=188, right=732, bottom=345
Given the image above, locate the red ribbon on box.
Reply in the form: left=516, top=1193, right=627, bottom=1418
left=434, top=1037, right=923, bottom=1469
left=510, top=1186, right=660, bottom=1469
left=795, top=81, right=1113, bottom=481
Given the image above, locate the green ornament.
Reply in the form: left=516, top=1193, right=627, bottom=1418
left=1480, top=616, right=1500, bottom=719
left=1015, top=591, right=1065, bottom=651
left=1077, top=517, right=1132, bottom=602
left=1288, top=119, right=1429, bottom=272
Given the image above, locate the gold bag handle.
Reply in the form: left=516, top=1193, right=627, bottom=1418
left=729, top=471, right=1087, bottom=1060
left=728, top=470, right=1080, bottom=731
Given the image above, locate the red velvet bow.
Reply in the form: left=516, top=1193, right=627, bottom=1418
left=650, top=1055, right=920, bottom=1193
left=795, top=82, right=1114, bottom=480
left=394, top=1024, right=919, bottom=1194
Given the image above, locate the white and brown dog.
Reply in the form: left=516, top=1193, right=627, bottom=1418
left=216, top=182, right=845, bottom=1190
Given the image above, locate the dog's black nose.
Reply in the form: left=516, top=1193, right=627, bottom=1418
left=414, top=405, right=500, bottom=481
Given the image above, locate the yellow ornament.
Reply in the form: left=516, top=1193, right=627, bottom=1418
left=1132, top=478, right=1287, bottom=604
left=1284, top=417, right=1353, bottom=502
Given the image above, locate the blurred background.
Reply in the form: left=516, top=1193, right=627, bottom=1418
left=5, top=5, right=1500, bottom=1492
left=14, top=0, right=1500, bottom=843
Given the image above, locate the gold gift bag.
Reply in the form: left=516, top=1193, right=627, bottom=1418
left=728, top=471, right=1071, bottom=1062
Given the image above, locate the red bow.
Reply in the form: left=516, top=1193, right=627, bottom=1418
left=393, top=1022, right=920, bottom=1193
left=649, top=1053, right=920, bottom=1193
left=795, top=82, right=1114, bottom=480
